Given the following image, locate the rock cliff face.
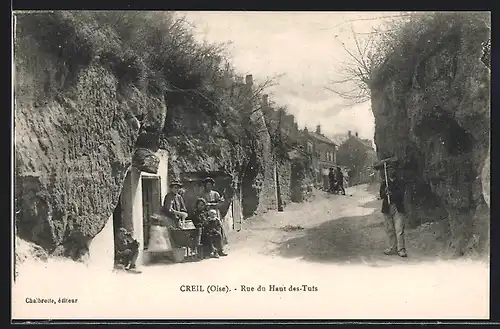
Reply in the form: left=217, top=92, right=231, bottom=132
left=14, top=13, right=167, bottom=258
left=277, top=160, right=292, bottom=208
left=161, top=76, right=281, bottom=219
left=370, top=13, right=490, bottom=256
left=251, top=110, right=279, bottom=215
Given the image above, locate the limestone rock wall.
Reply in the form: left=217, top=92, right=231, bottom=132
left=14, top=13, right=167, bottom=258
left=370, top=13, right=490, bottom=256
left=252, top=110, right=279, bottom=215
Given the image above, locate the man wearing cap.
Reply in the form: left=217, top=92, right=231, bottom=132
left=115, top=227, right=141, bottom=273
left=379, top=164, right=407, bottom=257
left=202, top=177, right=228, bottom=256
left=162, top=180, right=189, bottom=227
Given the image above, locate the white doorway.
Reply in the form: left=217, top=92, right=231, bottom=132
left=141, top=176, right=162, bottom=250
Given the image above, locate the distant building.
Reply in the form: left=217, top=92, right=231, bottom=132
left=331, top=131, right=374, bottom=149
left=261, top=95, right=300, bottom=146
left=300, top=124, right=337, bottom=187
left=336, top=130, right=378, bottom=186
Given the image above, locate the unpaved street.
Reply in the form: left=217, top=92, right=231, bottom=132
left=13, top=184, right=489, bottom=320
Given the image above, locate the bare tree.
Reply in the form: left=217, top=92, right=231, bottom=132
left=325, top=13, right=416, bottom=105
left=325, top=27, right=373, bottom=104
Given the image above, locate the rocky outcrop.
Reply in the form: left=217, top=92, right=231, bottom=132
left=15, top=237, right=50, bottom=264
left=132, top=148, right=161, bottom=174
left=14, top=13, right=167, bottom=258
left=162, top=76, right=280, bottom=219
left=370, top=13, right=490, bottom=256
left=251, top=109, right=279, bottom=215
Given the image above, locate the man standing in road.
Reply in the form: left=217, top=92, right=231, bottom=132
left=379, top=163, right=407, bottom=257
left=328, top=167, right=336, bottom=193
left=336, top=166, right=346, bottom=195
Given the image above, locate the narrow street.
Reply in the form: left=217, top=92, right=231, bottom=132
left=13, top=184, right=489, bottom=320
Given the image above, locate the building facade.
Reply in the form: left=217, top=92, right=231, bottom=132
left=336, top=130, right=378, bottom=186
left=301, top=125, right=337, bottom=187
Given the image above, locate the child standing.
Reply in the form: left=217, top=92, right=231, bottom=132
left=203, top=209, right=228, bottom=258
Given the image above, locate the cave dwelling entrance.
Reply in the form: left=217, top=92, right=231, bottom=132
left=110, top=150, right=169, bottom=268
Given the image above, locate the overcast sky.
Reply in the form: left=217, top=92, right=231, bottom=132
left=181, top=11, right=405, bottom=142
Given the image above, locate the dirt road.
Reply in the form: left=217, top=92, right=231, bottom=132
left=13, top=184, right=489, bottom=320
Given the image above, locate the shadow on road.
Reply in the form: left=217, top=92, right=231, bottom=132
left=275, top=199, right=448, bottom=266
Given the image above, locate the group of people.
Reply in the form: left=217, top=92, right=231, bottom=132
left=328, top=166, right=346, bottom=195
left=113, top=162, right=408, bottom=273
left=114, top=176, right=229, bottom=274
left=163, top=177, right=228, bottom=259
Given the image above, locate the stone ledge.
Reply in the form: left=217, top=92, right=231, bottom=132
left=132, top=148, right=160, bottom=174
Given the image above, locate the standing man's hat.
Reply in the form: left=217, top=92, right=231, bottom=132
left=170, top=180, right=183, bottom=187
left=202, top=177, right=215, bottom=185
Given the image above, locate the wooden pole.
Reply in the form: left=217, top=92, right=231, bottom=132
left=383, top=161, right=391, bottom=204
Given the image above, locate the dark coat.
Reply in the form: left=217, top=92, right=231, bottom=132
left=328, top=171, right=336, bottom=183
left=380, top=177, right=405, bottom=214
left=336, top=169, right=344, bottom=186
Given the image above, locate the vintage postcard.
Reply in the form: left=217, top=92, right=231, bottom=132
left=12, top=10, right=491, bottom=321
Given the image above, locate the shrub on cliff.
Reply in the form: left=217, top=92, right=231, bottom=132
left=328, top=12, right=490, bottom=105
left=16, top=11, right=272, bottom=170
left=367, top=12, right=490, bottom=255
left=93, top=12, right=270, bottom=167
left=369, top=12, right=491, bottom=89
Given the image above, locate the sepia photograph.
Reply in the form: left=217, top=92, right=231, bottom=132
left=11, top=10, right=491, bottom=321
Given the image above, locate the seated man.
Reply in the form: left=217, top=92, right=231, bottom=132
left=115, top=228, right=142, bottom=273
left=162, top=180, right=189, bottom=228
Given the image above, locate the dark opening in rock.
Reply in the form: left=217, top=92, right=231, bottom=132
left=290, top=162, right=305, bottom=202
left=241, top=153, right=260, bottom=218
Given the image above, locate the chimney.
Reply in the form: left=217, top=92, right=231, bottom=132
left=355, top=132, right=358, bottom=137
left=304, top=126, right=309, bottom=133
left=262, top=94, right=269, bottom=107
left=348, top=130, right=351, bottom=137
left=316, top=124, right=321, bottom=134
left=245, top=74, right=253, bottom=86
